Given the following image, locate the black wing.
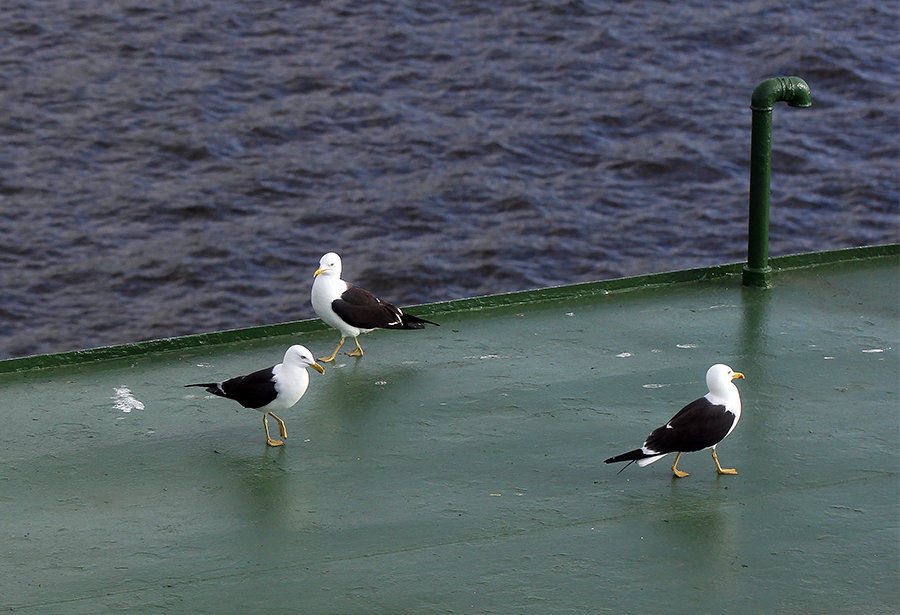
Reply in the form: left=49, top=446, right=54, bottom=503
left=216, top=366, right=279, bottom=409
left=643, top=397, right=735, bottom=454
left=332, top=285, right=410, bottom=329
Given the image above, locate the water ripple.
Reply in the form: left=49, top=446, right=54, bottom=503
left=0, top=0, right=896, bottom=358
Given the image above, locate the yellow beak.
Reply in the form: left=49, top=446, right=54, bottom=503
left=732, top=371, right=746, bottom=380
left=310, top=362, right=325, bottom=374
left=313, top=268, right=326, bottom=278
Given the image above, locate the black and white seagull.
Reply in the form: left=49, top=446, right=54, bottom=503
left=185, top=344, right=325, bottom=447
left=311, top=252, right=438, bottom=362
left=604, top=363, right=745, bottom=478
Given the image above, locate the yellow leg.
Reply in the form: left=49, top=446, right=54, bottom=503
left=268, top=411, right=287, bottom=438
left=671, top=452, right=690, bottom=478
left=262, top=414, right=284, bottom=447
left=712, top=448, right=737, bottom=475
left=319, top=338, right=345, bottom=363
left=345, top=337, right=364, bottom=357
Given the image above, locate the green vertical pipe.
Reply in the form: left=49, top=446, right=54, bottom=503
left=742, top=77, right=812, bottom=288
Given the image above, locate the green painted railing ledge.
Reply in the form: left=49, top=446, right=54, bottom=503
left=0, top=244, right=895, bottom=375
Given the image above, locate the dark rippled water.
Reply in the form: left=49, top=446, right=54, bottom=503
left=1, top=1, right=897, bottom=358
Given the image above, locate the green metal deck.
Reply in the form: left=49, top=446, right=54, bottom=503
left=1, top=248, right=897, bottom=613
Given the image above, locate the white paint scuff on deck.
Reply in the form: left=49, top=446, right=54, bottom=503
left=112, top=386, right=145, bottom=413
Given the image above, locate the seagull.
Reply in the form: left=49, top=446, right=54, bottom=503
left=311, top=252, right=439, bottom=362
left=604, top=364, right=745, bottom=478
left=185, top=345, right=325, bottom=447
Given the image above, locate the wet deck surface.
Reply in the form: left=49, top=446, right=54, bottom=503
left=1, top=257, right=897, bottom=613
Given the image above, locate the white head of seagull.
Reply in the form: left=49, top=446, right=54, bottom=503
left=706, top=363, right=743, bottom=407
left=604, top=363, right=745, bottom=478
left=310, top=251, right=439, bottom=363
left=280, top=344, right=326, bottom=379
left=314, top=252, right=342, bottom=279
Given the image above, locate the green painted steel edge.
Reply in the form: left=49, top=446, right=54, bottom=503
left=0, top=244, right=896, bottom=375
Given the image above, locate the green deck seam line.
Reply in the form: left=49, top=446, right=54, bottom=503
left=1, top=244, right=896, bottom=374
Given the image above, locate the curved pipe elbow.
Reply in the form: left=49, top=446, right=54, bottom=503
left=751, top=76, right=812, bottom=112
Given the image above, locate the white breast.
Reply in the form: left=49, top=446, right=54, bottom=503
left=311, top=276, right=360, bottom=337
left=264, top=364, right=310, bottom=411
left=707, top=386, right=742, bottom=439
